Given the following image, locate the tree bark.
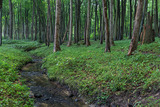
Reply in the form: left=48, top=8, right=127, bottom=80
left=31, top=0, right=35, bottom=40
left=46, top=0, right=51, bottom=47
left=0, top=8, right=2, bottom=46
left=67, top=0, right=73, bottom=47
left=25, top=8, right=29, bottom=39
left=139, top=0, right=148, bottom=38
left=102, top=0, right=111, bottom=52
left=86, top=0, right=91, bottom=46
left=9, top=0, right=13, bottom=39
left=128, top=0, right=144, bottom=56
left=110, top=0, right=115, bottom=46
left=129, top=0, right=132, bottom=39
left=154, top=0, right=158, bottom=36
left=94, top=0, right=97, bottom=41
left=0, top=0, right=2, bottom=9
left=53, top=0, right=61, bottom=52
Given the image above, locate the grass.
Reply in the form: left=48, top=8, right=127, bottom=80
left=0, top=40, right=40, bottom=106
left=31, top=38, right=160, bottom=105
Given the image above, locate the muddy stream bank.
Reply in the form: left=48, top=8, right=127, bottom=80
left=21, top=57, right=89, bottom=107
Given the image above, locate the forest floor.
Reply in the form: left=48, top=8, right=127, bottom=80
left=0, top=38, right=160, bottom=106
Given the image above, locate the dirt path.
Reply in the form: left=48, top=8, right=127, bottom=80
left=21, top=57, right=88, bottom=107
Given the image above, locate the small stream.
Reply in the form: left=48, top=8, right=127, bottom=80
left=21, top=57, right=88, bottom=107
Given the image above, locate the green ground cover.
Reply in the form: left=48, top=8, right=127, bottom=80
left=0, top=38, right=159, bottom=106
left=31, top=38, right=160, bottom=105
left=0, top=40, right=39, bottom=106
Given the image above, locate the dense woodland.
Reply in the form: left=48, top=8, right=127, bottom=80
left=0, top=0, right=159, bottom=53
left=0, top=0, right=160, bottom=106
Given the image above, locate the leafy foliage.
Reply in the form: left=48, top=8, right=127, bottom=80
left=31, top=38, right=160, bottom=105
left=0, top=40, right=36, bottom=106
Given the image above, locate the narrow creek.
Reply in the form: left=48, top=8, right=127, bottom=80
left=21, top=57, right=89, bottom=107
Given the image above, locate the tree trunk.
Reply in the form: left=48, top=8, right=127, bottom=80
left=86, top=0, right=91, bottom=46
left=31, top=0, right=35, bottom=40
left=94, top=0, right=97, bottom=41
left=4, top=15, right=8, bottom=39
left=25, top=8, right=29, bottom=39
left=53, top=0, right=61, bottom=52
left=9, top=0, right=13, bottom=39
left=17, top=4, right=20, bottom=40
left=0, top=8, right=2, bottom=46
left=139, top=0, right=148, bottom=39
left=154, top=0, right=158, bottom=36
left=142, top=12, right=155, bottom=44
left=34, top=1, right=37, bottom=41
left=0, top=0, right=2, bottom=9
left=46, top=0, right=51, bottom=47
left=67, top=0, right=73, bottom=47
left=110, top=0, right=115, bottom=46
left=128, top=0, right=144, bottom=56
left=129, top=0, right=132, bottom=39
left=102, top=0, right=111, bottom=52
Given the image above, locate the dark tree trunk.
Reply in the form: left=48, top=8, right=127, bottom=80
left=25, top=8, right=29, bottom=39
left=86, top=0, right=91, bottom=46
left=53, top=0, right=61, bottom=52
left=0, top=0, right=2, bottom=9
left=128, top=0, right=144, bottom=56
left=117, top=0, right=120, bottom=40
left=129, top=0, right=132, bottom=39
left=0, top=8, right=2, bottom=46
left=17, top=4, right=20, bottom=40
left=102, top=0, right=111, bottom=52
left=94, top=0, right=97, bottom=41
left=139, top=0, right=148, bottom=39
left=46, top=0, right=51, bottom=46
left=100, top=14, right=104, bottom=44
left=34, top=0, right=37, bottom=41
left=31, top=0, right=35, bottom=40
left=4, top=15, right=8, bottom=39
left=110, top=0, right=115, bottom=45
left=154, top=0, right=158, bottom=36
left=67, top=0, right=73, bottom=47
left=9, top=0, right=13, bottom=39
left=141, top=12, right=155, bottom=44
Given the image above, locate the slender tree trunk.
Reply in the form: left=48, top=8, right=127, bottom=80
left=9, top=0, right=13, bottom=39
left=39, top=15, right=42, bottom=42
left=110, top=0, right=115, bottom=46
left=129, top=0, right=132, bottom=39
left=102, top=0, right=111, bottom=52
left=94, top=0, right=97, bottom=41
left=25, top=8, right=29, bottom=39
left=139, top=0, right=148, bottom=38
left=86, top=0, right=91, bottom=46
left=4, top=15, right=8, bottom=39
left=53, top=0, right=61, bottom=52
left=154, top=0, right=158, bottom=36
left=134, top=0, right=137, bottom=18
left=17, top=4, right=20, bottom=40
left=100, top=14, right=104, bottom=44
left=33, top=0, right=37, bottom=41
left=117, top=0, right=120, bottom=40
left=46, top=0, right=51, bottom=47
left=31, top=1, right=35, bottom=40
left=0, top=8, right=2, bottom=46
left=128, top=0, right=144, bottom=56
left=0, top=0, right=2, bottom=9
left=67, top=0, right=73, bottom=47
